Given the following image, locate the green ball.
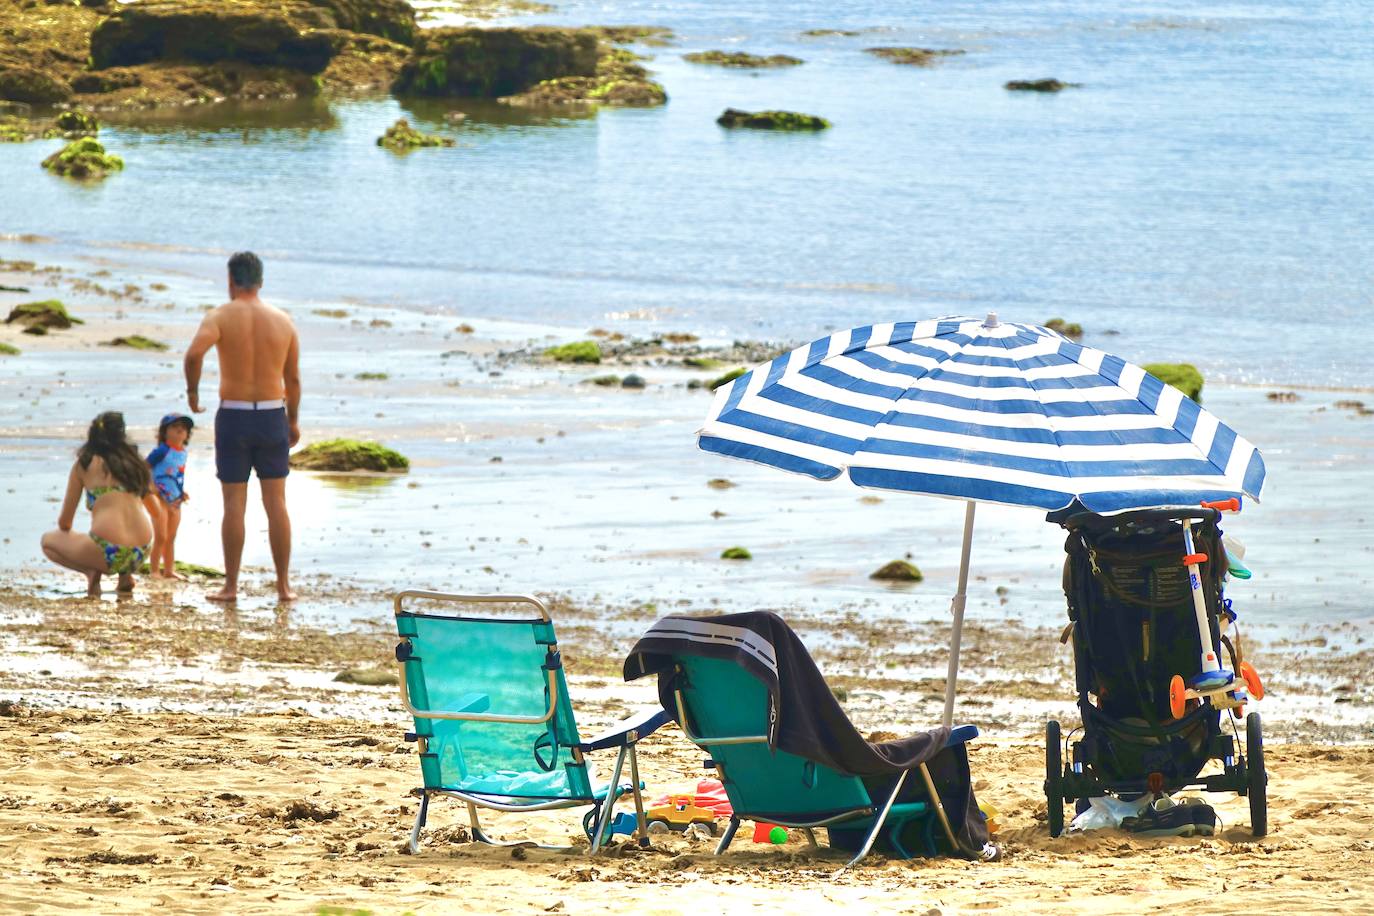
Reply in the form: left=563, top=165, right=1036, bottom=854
left=768, top=827, right=787, bottom=844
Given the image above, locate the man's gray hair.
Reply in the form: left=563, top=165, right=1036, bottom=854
left=228, top=251, right=263, bottom=289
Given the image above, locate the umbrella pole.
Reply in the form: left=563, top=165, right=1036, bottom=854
left=942, top=501, right=977, bottom=728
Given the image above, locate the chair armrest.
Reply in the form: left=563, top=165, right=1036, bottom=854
left=946, top=724, right=979, bottom=747
left=577, top=708, right=673, bottom=752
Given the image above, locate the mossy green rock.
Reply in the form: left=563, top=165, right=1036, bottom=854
left=585, top=374, right=621, bottom=386
left=55, top=110, right=99, bottom=136
left=717, top=108, right=830, bottom=130
left=354, top=371, right=389, bottom=380
left=684, top=356, right=724, bottom=369
left=377, top=118, right=454, bottom=150
left=41, top=138, right=124, bottom=180
left=394, top=27, right=598, bottom=96
left=684, top=51, right=803, bottom=68
left=708, top=367, right=746, bottom=390
left=545, top=340, right=602, bottom=364
left=1143, top=363, right=1204, bottom=403
left=291, top=438, right=410, bottom=471
left=721, top=546, right=752, bottom=560
left=333, top=667, right=399, bottom=686
left=865, top=47, right=965, bottom=67
left=1044, top=317, right=1083, bottom=340
left=6, top=300, right=83, bottom=330
left=0, top=342, right=19, bottom=356
left=869, top=560, right=923, bottom=582
left=103, top=335, right=170, bottom=351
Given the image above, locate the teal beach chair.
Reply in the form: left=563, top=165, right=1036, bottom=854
left=395, top=591, right=670, bottom=854
left=654, top=651, right=983, bottom=867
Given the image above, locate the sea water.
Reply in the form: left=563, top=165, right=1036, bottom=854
left=1, top=1, right=1371, bottom=633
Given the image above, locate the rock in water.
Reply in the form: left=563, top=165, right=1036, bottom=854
left=376, top=118, right=454, bottom=150
left=290, top=439, right=410, bottom=471
left=716, top=109, right=830, bottom=130
left=864, top=47, right=964, bottom=67
left=621, top=373, right=646, bottom=389
left=1142, top=363, right=1204, bottom=403
left=721, top=546, right=752, bottom=560
left=89, top=2, right=337, bottom=73
left=870, top=560, right=923, bottom=582
left=683, top=51, right=803, bottom=68
left=500, top=46, right=666, bottom=107
left=41, top=138, right=123, bottom=180
left=1005, top=78, right=1080, bottom=92
left=393, top=27, right=598, bottom=96
left=1044, top=317, right=1083, bottom=339
left=55, top=110, right=99, bottom=137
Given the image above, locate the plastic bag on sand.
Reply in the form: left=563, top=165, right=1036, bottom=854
left=1070, top=795, right=1152, bottom=832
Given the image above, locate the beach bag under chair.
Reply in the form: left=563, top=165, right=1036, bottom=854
left=624, top=611, right=995, bottom=866
left=394, top=590, right=671, bottom=854
left=1044, top=506, right=1267, bottom=837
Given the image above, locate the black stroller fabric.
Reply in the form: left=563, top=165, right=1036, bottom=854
left=624, top=610, right=989, bottom=855
left=1062, top=512, right=1226, bottom=788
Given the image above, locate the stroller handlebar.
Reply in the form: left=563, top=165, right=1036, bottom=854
left=1060, top=505, right=1222, bottom=530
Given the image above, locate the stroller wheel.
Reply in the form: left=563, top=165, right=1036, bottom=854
left=1247, top=712, right=1267, bottom=837
left=1169, top=674, right=1187, bottom=719
left=1045, top=720, right=1064, bottom=838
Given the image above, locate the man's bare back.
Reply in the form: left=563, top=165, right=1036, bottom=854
left=198, top=297, right=299, bottom=403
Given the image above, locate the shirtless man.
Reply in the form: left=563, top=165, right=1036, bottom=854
left=184, top=252, right=301, bottom=603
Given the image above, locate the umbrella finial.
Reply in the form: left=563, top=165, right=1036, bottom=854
left=984, top=311, right=1000, bottom=328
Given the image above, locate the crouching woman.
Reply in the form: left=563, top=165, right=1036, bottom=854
left=41, top=411, right=154, bottom=596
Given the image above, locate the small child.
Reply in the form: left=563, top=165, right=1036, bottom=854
left=145, top=413, right=193, bottom=580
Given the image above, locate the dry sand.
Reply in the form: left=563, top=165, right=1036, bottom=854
left=2, top=708, right=1372, bottom=915
left=0, top=584, right=1371, bottom=915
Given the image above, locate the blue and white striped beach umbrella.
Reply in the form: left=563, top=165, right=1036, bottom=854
left=698, top=314, right=1266, bottom=724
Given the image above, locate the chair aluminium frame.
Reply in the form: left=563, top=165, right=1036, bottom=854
left=671, top=683, right=964, bottom=868
left=395, top=590, right=666, bottom=855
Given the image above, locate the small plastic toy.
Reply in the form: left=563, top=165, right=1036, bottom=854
left=645, top=795, right=719, bottom=836
left=1167, top=499, right=1266, bottom=721
left=751, top=822, right=787, bottom=844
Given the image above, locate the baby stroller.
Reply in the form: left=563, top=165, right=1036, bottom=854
left=1045, top=502, right=1267, bottom=837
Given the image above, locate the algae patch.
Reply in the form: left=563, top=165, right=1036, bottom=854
left=6, top=300, right=82, bottom=330
left=291, top=439, right=410, bottom=472
left=103, top=335, right=169, bottom=351
left=545, top=341, right=602, bottom=364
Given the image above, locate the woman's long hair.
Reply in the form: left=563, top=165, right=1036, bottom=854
left=77, top=411, right=151, bottom=497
